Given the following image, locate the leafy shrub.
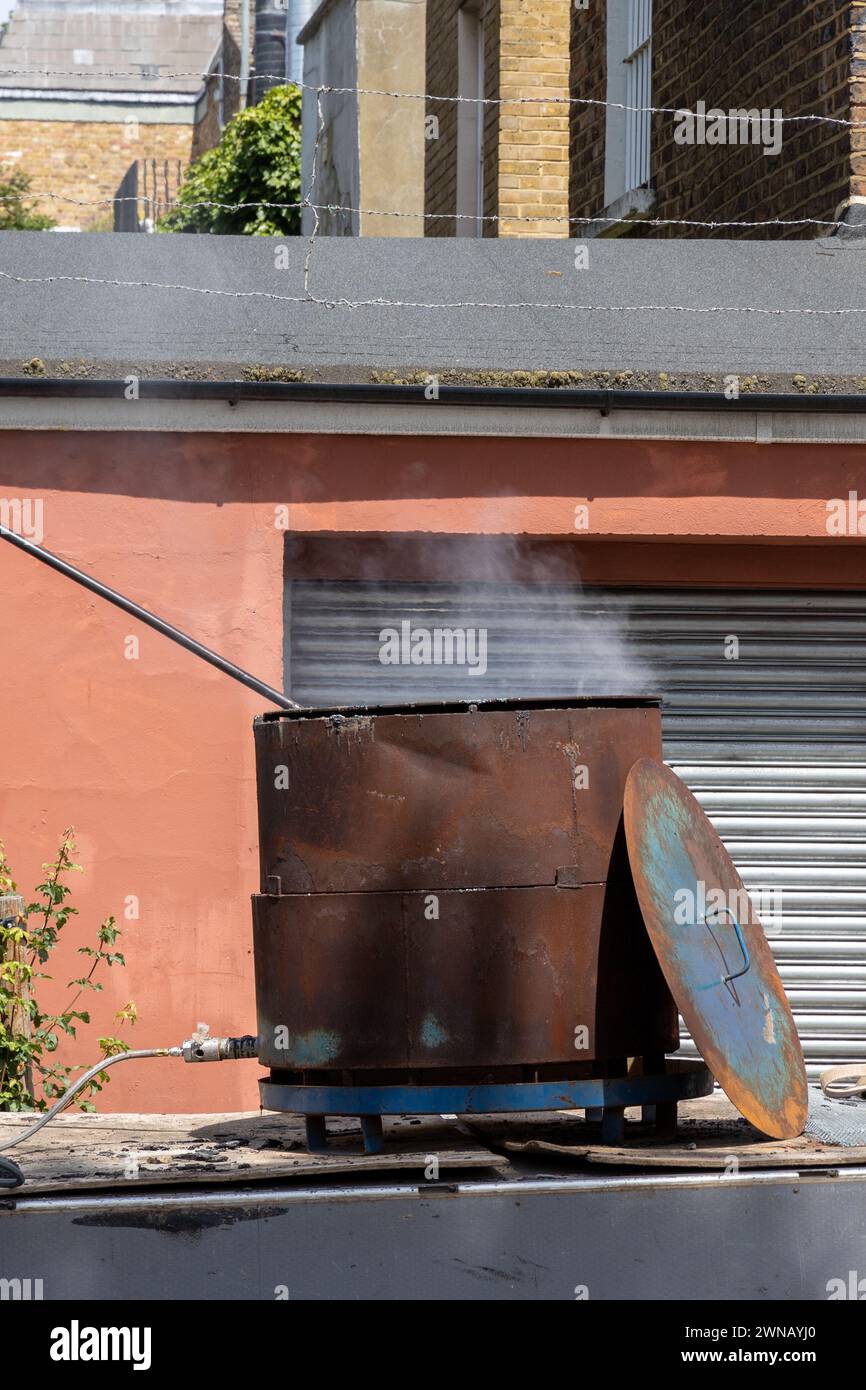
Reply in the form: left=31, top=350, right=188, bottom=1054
left=0, top=167, right=55, bottom=231
left=0, top=830, right=136, bottom=1112
left=159, top=84, right=302, bottom=236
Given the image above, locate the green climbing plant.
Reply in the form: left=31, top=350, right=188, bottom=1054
left=0, top=830, right=137, bottom=1112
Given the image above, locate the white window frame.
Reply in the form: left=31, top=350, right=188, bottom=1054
left=604, top=0, right=653, bottom=207
left=456, top=0, right=485, bottom=237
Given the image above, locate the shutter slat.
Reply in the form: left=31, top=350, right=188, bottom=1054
left=288, top=581, right=866, bottom=1071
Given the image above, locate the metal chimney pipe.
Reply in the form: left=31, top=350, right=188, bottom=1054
left=253, top=0, right=288, bottom=103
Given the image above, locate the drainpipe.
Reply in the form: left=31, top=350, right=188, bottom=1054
left=253, top=1, right=287, bottom=104
left=240, top=0, right=250, bottom=109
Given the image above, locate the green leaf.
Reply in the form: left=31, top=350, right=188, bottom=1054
left=158, top=84, right=302, bottom=237
left=0, top=829, right=135, bottom=1114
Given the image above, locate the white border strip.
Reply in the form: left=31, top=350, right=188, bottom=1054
left=0, top=88, right=201, bottom=104
left=2, top=396, right=866, bottom=443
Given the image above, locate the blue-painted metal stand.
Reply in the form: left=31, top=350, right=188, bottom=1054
left=260, top=1060, right=713, bottom=1154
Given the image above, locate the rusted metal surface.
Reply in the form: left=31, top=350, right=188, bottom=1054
left=253, top=883, right=678, bottom=1071
left=252, top=697, right=681, bottom=1084
left=254, top=889, right=408, bottom=1071
left=254, top=697, right=662, bottom=894
left=624, top=758, right=808, bottom=1141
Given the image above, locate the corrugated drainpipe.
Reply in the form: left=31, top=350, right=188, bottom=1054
left=254, top=1, right=287, bottom=104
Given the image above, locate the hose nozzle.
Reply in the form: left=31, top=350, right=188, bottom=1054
left=181, top=1025, right=259, bottom=1063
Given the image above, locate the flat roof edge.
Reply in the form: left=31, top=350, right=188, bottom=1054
left=3, top=378, right=866, bottom=413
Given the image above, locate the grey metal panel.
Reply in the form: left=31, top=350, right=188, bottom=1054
left=286, top=583, right=866, bottom=1074
left=287, top=584, right=866, bottom=757
left=2, top=1170, right=866, bottom=1300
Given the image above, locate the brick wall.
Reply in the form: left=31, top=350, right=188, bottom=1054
left=0, top=119, right=198, bottom=230
left=482, top=0, right=501, bottom=229
left=223, top=0, right=243, bottom=44
left=425, top=0, right=570, bottom=236
left=423, top=0, right=452, bottom=234
left=568, top=0, right=606, bottom=234
left=222, top=0, right=248, bottom=120
left=193, top=73, right=224, bottom=158
left=571, top=0, right=853, bottom=239
left=425, top=0, right=488, bottom=235
left=853, top=0, right=866, bottom=201
left=221, top=24, right=243, bottom=124
left=498, top=0, right=570, bottom=236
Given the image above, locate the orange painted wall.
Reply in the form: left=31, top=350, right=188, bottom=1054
left=1, top=427, right=864, bottom=1113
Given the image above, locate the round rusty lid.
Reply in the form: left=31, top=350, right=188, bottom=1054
left=624, top=758, right=807, bottom=1140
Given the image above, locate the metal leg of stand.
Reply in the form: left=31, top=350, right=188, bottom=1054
left=654, top=1101, right=678, bottom=1139
left=304, top=1114, right=329, bottom=1153
left=360, top=1114, right=385, bottom=1154
left=641, top=1054, right=665, bottom=1126
left=601, top=1106, right=625, bottom=1145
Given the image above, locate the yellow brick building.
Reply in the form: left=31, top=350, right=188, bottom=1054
left=0, top=0, right=226, bottom=231
left=425, top=0, right=571, bottom=238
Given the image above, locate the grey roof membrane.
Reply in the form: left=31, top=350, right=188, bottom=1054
left=1, top=229, right=866, bottom=384
left=0, top=0, right=223, bottom=96
left=806, top=1087, right=866, bottom=1147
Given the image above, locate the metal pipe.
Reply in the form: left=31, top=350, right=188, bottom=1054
left=10, top=1165, right=852, bottom=1216
left=0, top=1048, right=182, bottom=1152
left=240, top=0, right=251, bottom=109
left=0, top=1034, right=258, bottom=1155
left=0, top=525, right=299, bottom=711
left=217, top=44, right=225, bottom=131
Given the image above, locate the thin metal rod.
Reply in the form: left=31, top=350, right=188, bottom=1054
left=0, top=525, right=299, bottom=711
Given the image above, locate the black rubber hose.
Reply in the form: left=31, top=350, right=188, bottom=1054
left=0, top=1154, right=24, bottom=1188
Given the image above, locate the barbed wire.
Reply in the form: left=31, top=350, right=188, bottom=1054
left=2, top=266, right=866, bottom=318
left=0, top=266, right=300, bottom=305
left=26, top=187, right=859, bottom=232
left=0, top=67, right=862, bottom=318
left=0, top=66, right=862, bottom=126
left=2, top=86, right=862, bottom=318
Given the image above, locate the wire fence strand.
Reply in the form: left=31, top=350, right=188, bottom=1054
left=0, top=67, right=862, bottom=126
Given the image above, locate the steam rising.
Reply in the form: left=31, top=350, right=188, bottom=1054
left=288, top=531, right=657, bottom=706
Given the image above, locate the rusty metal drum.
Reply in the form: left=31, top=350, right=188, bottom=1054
left=252, top=697, right=679, bottom=1077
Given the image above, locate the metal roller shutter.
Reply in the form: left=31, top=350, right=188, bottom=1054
left=286, top=582, right=866, bottom=1077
